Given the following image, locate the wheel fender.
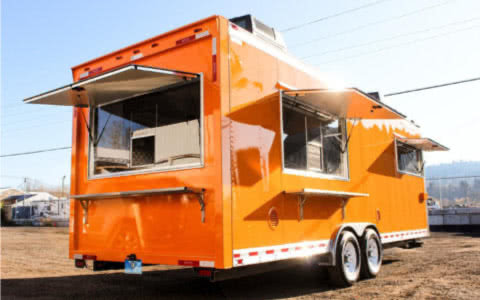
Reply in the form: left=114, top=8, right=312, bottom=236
left=329, top=222, right=378, bottom=266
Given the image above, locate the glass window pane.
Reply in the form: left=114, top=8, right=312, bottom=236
left=91, top=81, right=201, bottom=176
left=397, top=142, right=422, bottom=175
left=323, top=120, right=344, bottom=176
left=306, top=116, right=323, bottom=171
left=283, top=107, right=307, bottom=170
left=282, top=100, right=348, bottom=178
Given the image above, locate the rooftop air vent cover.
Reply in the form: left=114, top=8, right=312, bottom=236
left=230, top=14, right=287, bottom=51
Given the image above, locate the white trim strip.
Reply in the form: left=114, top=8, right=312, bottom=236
left=283, top=168, right=349, bottom=181
left=233, top=240, right=330, bottom=267
left=380, top=228, right=429, bottom=244
left=195, top=30, right=209, bottom=39
left=233, top=228, right=429, bottom=267
left=199, top=260, right=215, bottom=268
left=212, top=37, right=217, bottom=56
left=130, top=53, right=143, bottom=61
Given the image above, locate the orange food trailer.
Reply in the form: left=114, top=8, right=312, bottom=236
left=24, top=14, right=448, bottom=286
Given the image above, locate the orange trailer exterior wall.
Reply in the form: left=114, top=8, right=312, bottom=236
left=69, top=16, right=230, bottom=269
left=226, top=23, right=427, bottom=256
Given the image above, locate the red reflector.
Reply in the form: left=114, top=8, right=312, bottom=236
left=266, top=250, right=274, bottom=255
left=248, top=252, right=258, bottom=256
left=281, top=248, right=289, bottom=252
left=198, top=270, right=212, bottom=277
left=212, top=54, right=217, bottom=82
left=178, top=260, right=199, bottom=267
left=83, top=255, right=97, bottom=260
left=176, top=35, right=195, bottom=46
left=88, top=67, right=102, bottom=77
left=75, top=259, right=86, bottom=268
left=233, top=254, right=240, bottom=258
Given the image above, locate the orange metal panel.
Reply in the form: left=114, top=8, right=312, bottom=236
left=69, top=17, right=227, bottom=268
left=227, top=25, right=428, bottom=253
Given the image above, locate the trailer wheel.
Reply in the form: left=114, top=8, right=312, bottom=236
left=360, top=228, right=383, bottom=279
left=328, top=231, right=361, bottom=287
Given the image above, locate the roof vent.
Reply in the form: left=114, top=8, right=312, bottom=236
left=368, top=91, right=382, bottom=103
left=230, top=15, right=287, bottom=51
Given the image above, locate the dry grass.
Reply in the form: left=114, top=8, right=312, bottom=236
left=1, top=228, right=480, bottom=299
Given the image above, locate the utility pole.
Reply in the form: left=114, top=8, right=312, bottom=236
left=23, top=177, right=28, bottom=207
left=62, top=175, right=66, bottom=198
left=60, top=175, right=66, bottom=215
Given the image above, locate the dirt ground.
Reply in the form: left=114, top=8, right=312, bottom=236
left=1, top=227, right=480, bottom=299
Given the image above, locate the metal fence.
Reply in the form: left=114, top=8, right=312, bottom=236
left=426, top=176, right=480, bottom=208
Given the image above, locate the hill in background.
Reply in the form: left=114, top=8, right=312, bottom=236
left=425, top=161, right=480, bottom=207
left=425, top=161, right=480, bottom=179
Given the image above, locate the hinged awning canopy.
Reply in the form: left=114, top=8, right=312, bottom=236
left=282, top=89, right=406, bottom=120
left=396, top=137, right=449, bottom=151
left=23, top=65, right=199, bottom=107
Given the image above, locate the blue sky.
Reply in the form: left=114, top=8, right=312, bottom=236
left=1, top=0, right=480, bottom=189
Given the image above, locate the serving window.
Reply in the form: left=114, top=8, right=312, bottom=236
left=282, top=100, right=348, bottom=178
left=90, top=80, right=202, bottom=176
left=396, top=141, right=424, bottom=176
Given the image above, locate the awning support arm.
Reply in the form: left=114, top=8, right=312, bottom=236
left=415, top=160, right=426, bottom=174
left=79, top=109, right=96, bottom=145
left=342, top=118, right=359, bottom=153
left=196, top=192, right=206, bottom=223
left=296, top=195, right=348, bottom=221
left=298, top=194, right=307, bottom=221
left=292, top=194, right=351, bottom=221
left=80, top=199, right=89, bottom=225
left=94, top=113, right=113, bottom=146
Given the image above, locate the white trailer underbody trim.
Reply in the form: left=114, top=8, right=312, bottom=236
left=232, top=228, right=429, bottom=267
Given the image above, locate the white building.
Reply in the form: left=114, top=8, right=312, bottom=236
left=8, top=192, right=69, bottom=224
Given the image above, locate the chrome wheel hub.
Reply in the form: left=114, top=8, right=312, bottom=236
left=367, top=237, right=381, bottom=272
left=342, top=241, right=358, bottom=281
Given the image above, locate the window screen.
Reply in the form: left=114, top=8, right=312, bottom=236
left=396, top=141, right=423, bottom=176
left=90, top=81, right=201, bottom=176
left=282, top=102, right=347, bottom=177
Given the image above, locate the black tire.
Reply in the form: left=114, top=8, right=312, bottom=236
left=360, top=228, right=383, bottom=279
left=328, top=231, right=361, bottom=287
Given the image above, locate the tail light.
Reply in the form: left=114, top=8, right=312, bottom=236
left=198, top=269, right=212, bottom=277
left=75, top=259, right=86, bottom=268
